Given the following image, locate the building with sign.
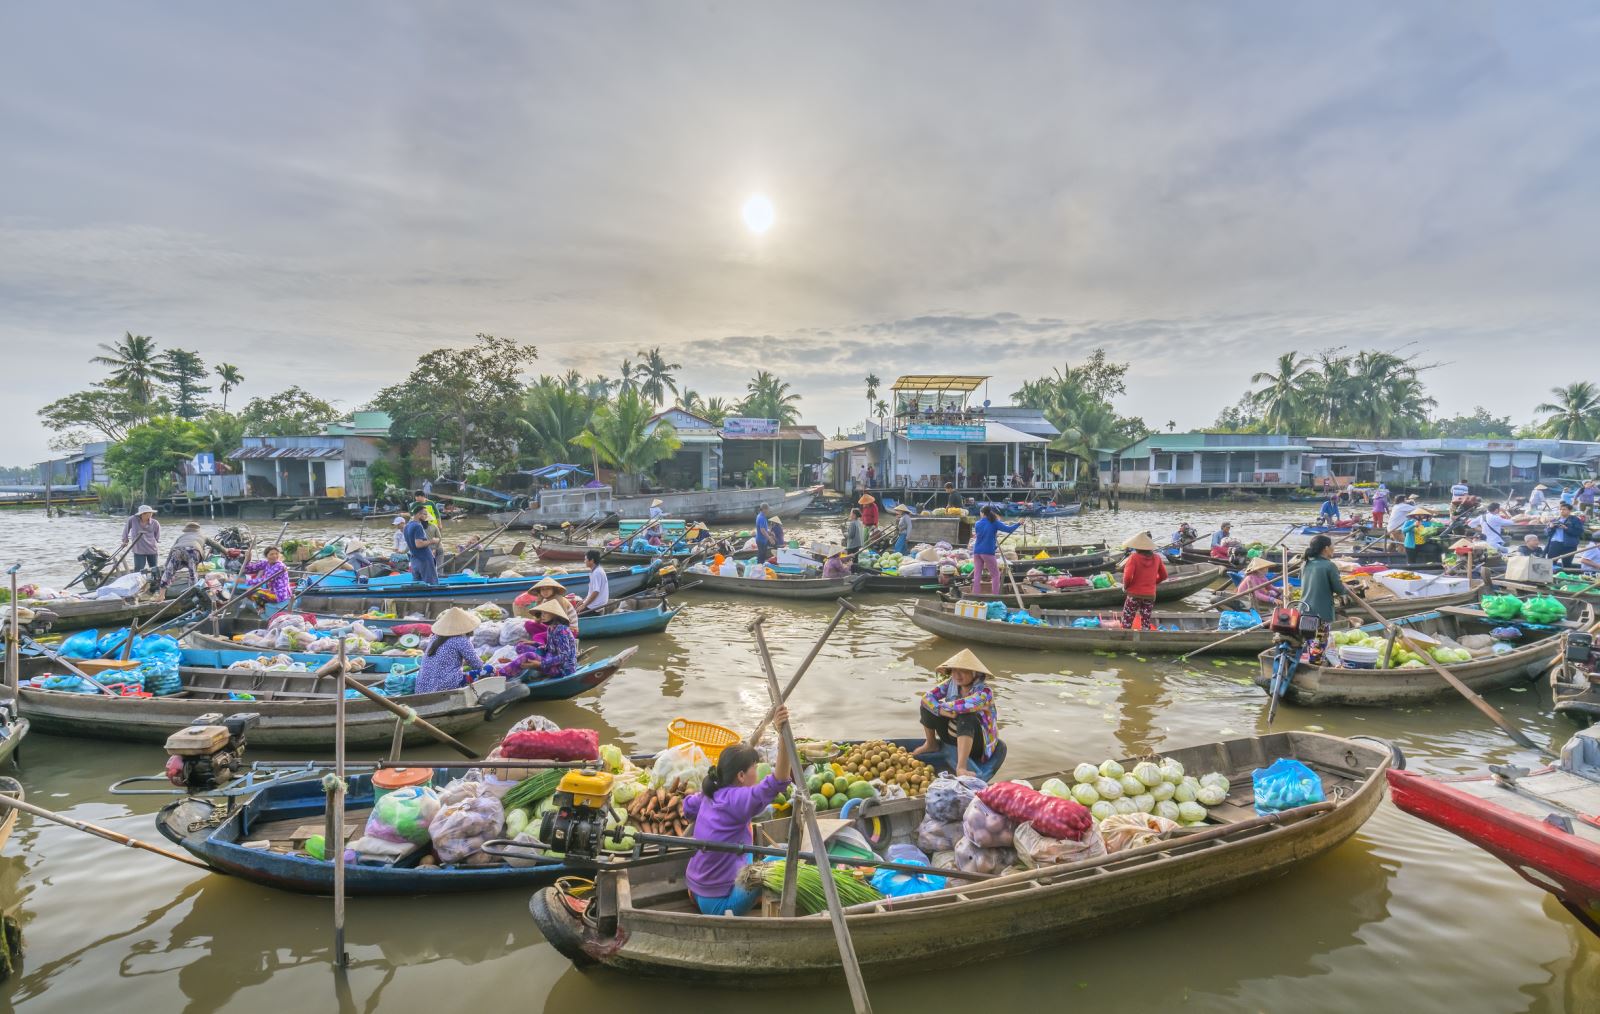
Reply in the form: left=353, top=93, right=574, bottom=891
left=644, top=407, right=723, bottom=490
left=872, top=375, right=1073, bottom=492
left=720, top=422, right=826, bottom=488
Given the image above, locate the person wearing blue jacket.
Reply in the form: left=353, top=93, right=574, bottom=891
left=1547, top=502, right=1587, bottom=567
left=971, top=505, right=1021, bottom=595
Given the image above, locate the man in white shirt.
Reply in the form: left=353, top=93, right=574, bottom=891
left=1468, top=502, right=1509, bottom=551
left=1387, top=496, right=1418, bottom=539
left=1449, top=481, right=1469, bottom=500
left=580, top=549, right=610, bottom=613
left=1577, top=540, right=1600, bottom=575
left=390, top=516, right=409, bottom=563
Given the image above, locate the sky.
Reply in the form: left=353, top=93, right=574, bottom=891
left=3, top=1, right=1599, bottom=462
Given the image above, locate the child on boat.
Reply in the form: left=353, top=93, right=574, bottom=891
left=684, top=721, right=792, bottom=916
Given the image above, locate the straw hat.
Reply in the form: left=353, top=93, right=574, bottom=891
left=937, top=648, right=992, bottom=679
left=892, top=504, right=912, bottom=514
left=769, top=516, right=781, bottom=525
left=1534, top=484, right=1548, bottom=491
left=1410, top=506, right=1436, bottom=517
left=530, top=599, right=571, bottom=622
left=1245, top=557, right=1274, bottom=574
left=183, top=522, right=202, bottom=532
left=135, top=505, right=155, bottom=516
left=432, top=607, right=480, bottom=637
left=392, top=516, right=407, bottom=526
left=345, top=539, right=365, bottom=553
left=1122, top=532, right=1158, bottom=552
left=651, top=498, right=663, bottom=507
left=531, top=575, right=567, bottom=593
left=858, top=493, right=876, bottom=505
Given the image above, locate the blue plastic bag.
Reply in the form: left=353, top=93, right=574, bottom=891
left=95, top=628, right=134, bottom=656
left=1251, top=758, right=1325, bottom=815
left=133, top=656, right=182, bottom=696
left=384, top=671, right=417, bottom=696
left=132, top=634, right=180, bottom=660
left=984, top=601, right=1007, bottom=621
left=1218, top=610, right=1262, bottom=632
left=870, top=857, right=948, bottom=897
left=59, top=629, right=101, bottom=658
left=1070, top=616, right=1101, bottom=628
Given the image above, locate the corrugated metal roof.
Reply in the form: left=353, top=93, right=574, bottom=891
left=890, top=375, right=989, bottom=392
left=721, top=426, right=826, bottom=441
left=228, top=445, right=343, bottom=460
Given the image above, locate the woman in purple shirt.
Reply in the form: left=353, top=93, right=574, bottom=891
left=683, top=710, right=792, bottom=916
left=414, top=607, right=484, bottom=694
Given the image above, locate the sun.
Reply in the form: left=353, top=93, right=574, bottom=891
left=742, top=193, right=775, bottom=235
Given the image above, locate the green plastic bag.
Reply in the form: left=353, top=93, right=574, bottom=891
left=1522, top=596, right=1568, bottom=624
left=1479, top=594, right=1524, bottom=621
left=1245, top=548, right=1263, bottom=559
left=1091, top=573, right=1114, bottom=589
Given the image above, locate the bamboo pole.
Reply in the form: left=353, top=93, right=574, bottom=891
left=329, top=640, right=349, bottom=967
left=748, top=598, right=858, bottom=744
left=6, top=565, right=18, bottom=691
left=316, top=659, right=478, bottom=759
left=0, top=794, right=211, bottom=869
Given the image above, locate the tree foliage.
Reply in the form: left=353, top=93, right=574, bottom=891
left=741, top=371, right=802, bottom=426
left=1012, top=348, right=1146, bottom=465
left=574, top=387, right=682, bottom=493
left=91, top=332, right=171, bottom=419
left=38, top=389, right=139, bottom=443
left=519, top=375, right=597, bottom=465
left=161, top=348, right=211, bottom=419
left=1535, top=382, right=1600, bottom=441
left=238, top=386, right=340, bottom=437
left=215, top=362, right=245, bottom=412
left=1426, top=407, right=1515, bottom=439
left=636, top=346, right=682, bottom=407
left=104, top=416, right=205, bottom=496
left=1234, top=347, right=1437, bottom=438
left=374, top=334, right=539, bottom=473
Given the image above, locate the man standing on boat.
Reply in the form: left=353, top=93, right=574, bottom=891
left=753, top=502, right=773, bottom=565
left=120, top=505, right=162, bottom=574
left=403, top=506, right=439, bottom=585
left=412, top=488, right=441, bottom=526
left=1546, top=502, right=1586, bottom=567
left=579, top=548, right=610, bottom=614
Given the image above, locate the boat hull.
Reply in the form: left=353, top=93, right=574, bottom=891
left=297, top=565, right=656, bottom=610
left=910, top=601, right=1274, bottom=654
left=958, top=564, right=1226, bottom=609
left=683, top=572, right=864, bottom=600
left=492, top=486, right=820, bottom=528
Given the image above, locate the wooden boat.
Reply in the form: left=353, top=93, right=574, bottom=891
left=909, top=600, right=1275, bottom=655
left=682, top=571, right=866, bottom=600
left=1218, top=569, right=1483, bottom=621
left=861, top=546, right=1111, bottom=594
left=1551, top=623, right=1599, bottom=725
left=527, top=731, right=1393, bottom=984
left=296, top=564, right=658, bottom=611
left=154, top=768, right=591, bottom=895
left=957, top=563, right=1226, bottom=609
left=0, top=692, right=27, bottom=769
left=14, top=647, right=635, bottom=747
left=12, top=594, right=188, bottom=634
left=491, top=484, right=820, bottom=528
left=0, top=777, right=21, bottom=853
left=1387, top=727, right=1600, bottom=935
left=1252, top=606, right=1590, bottom=708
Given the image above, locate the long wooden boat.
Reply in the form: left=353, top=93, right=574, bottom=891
left=154, top=767, right=592, bottom=896
left=1252, top=606, right=1589, bottom=708
left=0, top=777, right=21, bottom=853
left=14, top=594, right=188, bottom=634
left=957, top=563, right=1226, bottom=610
left=861, top=546, right=1111, bottom=594
left=1387, top=727, right=1600, bottom=935
left=295, top=564, right=658, bottom=611
left=528, top=731, right=1392, bottom=983
left=491, top=485, right=820, bottom=528
left=14, top=647, right=635, bottom=747
left=682, top=571, right=866, bottom=600
left=910, top=599, right=1275, bottom=655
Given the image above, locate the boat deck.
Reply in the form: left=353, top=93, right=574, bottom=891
left=1447, top=771, right=1600, bottom=846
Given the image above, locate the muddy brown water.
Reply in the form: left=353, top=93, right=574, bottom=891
left=2, top=505, right=1597, bottom=1012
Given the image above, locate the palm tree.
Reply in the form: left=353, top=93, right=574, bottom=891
left=584, top=375, right=616, bottom=400
left=679, top=389, right=705, bottom=415
left=92, top=332, right=171, bottom=419
left=574, top=387, right=683, bottom=493
left=636, top=346, right=682, bottom=407
left=519, top=376, right=596, bottom=463
left=874, top=398, right=890, bottom=429
left=742, top=370, right=802, bottom=426
left=1536, top=381, right=1600, bottom=441
left=559, top=369, right=585, bottom=392
left=215, top=362, right=244, bottom=412
left=864, top=373, right=881, bottom=429
left=1306, top=348, right=1351, bottom=435
left=701, top=397, right=733, bottom=426
left=1247, top=353, right=1313, bottom=434
left=616, top=359, right=639, bottom=394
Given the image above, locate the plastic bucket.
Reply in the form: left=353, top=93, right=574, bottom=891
left=372, top=766, right=433, bottom=804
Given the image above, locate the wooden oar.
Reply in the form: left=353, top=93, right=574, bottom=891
left=440, top=517, right=519, bottom=574
left=1177, top=621, right=1269, bottom=662
left=1344, top=593, right=1555, bottom=758
left=749, top=614, right=873, bottom=1014
left=19, top=633, right=120, bottom=696
left=0, top=793, right=212, bottom=869
left=748, top=598, right=858, bottom=744
left=316, top=658, right=478, bottom=759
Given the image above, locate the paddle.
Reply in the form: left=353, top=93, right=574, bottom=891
left=748, top=598, right=857, bottom=744
left=1176, top=621, right=1269, bottom=662
left=748, top=613, right=873, bottom=1014
left=1344, top=592, right=1556, bottom=758
left=0, top=793, right=212, bottom=870
left=441, top=517, right=518, bottom=575
left=18, top=633, right=120, bottom=696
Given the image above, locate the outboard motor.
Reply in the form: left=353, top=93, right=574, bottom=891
left=163, top=712, right=260, bottom=793
left=76, top=545, right=116, bottom=591
left=215, top=525, right=254, bottom=551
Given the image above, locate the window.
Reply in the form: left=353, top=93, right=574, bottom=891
left=1256, top=452, right=1283, bottom=470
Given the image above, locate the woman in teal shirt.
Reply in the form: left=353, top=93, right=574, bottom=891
left=1300, top=534, right=1354, bottom=663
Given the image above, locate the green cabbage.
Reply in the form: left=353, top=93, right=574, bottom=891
left=1132, top=761, right=1163, bottom=788
left=1099, top=759, right=1125, bottom=779
left=1149, top=781, right=1175, bottom=802
left=1040, top=777, right=1071, bottom=799
left=1196, top=784, right=1228, bottom=806
left=1158, top=758, right=1185, bottom=782
left=1071, top=782, right=1100, bottom=807
left=1154, top=800, right=1181, bottom=821
left=1090, top=800, right=1116, bottom=822
left=1177, top=800, right=1207, bottom=823
left=1073, top=763, right=1099, bottom=784
left=1095, top=776, right=1123, bottom=800
left=1119, top=773, right=1145, bottom=797
left=1132, top=793, right=1155, bottom=814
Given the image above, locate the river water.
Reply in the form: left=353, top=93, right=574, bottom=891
left=2, top=505, right=1596, bottom=1012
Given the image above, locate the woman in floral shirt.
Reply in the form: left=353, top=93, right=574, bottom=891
left=242, top=545, right=293, bottom=605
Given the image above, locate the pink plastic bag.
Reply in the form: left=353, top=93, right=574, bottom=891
left=977, top=782, right=1093, bottom=841
left=500, top=727, right=599, bottom=761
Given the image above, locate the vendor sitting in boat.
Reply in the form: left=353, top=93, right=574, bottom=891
left=683, top=716, right=792, bottom=916
left=1237, top=556, right=1281, bottom=606
left=1209, top=522, right=1234, bottom=560
left=513, top=575, right=578, bottom=624
left=497, top=599, right=579, bottom=680
left=911, top=648, right=1004, bottom=780
left=241, top=545, right=293, bottom=608
left=415, top=607, right=486, bottom=693
left=821, top=546, right=851, bottom=579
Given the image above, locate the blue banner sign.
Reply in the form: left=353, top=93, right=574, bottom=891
left=908, top=423, right=985, bottom=442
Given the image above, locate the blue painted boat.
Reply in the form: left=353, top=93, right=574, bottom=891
left=295, top=563, right=659, bottom=609
left=155, top=768, right=584, bottom=895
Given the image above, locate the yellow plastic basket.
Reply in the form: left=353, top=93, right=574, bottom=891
left=667, top=718, right=741, bottom=761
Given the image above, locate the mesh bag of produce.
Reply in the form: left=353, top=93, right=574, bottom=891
left=649, top=742, right=711, bottom=792
left=953, top=835, right=1016, bottom=875
left=429, top=791, right=504, bottom=863
left=925, top=773, right=987, bottom=821
left=961, top=796, right=1015, bottom=848
left=500, top=727, right=599, bottom=762
left=1097, top=812, right=1180, bottom=853
left=976, top=781, right=1093, bottom=841
left=1013, top=820, right=1107, bottom=867
left=915, top=815, right=962, bottom=854
left=1250, top=758, right=1325, bottom=815
left=361, top=785, right=440, bottom=845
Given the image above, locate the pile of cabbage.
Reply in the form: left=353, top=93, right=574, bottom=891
left=1039, top=758, right=1229, bottom=827
left=1331, top=628, right=1478, bottom=669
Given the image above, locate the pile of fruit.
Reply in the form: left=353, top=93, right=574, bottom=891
left=838, top=740, right=934, bottom=794
left=803, top=769, right=879, bottom=811
left=1331, top=628, right=1475, bottom=668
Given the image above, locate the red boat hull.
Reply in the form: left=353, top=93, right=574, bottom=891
left=1387, top=769, right=1600, bottom=932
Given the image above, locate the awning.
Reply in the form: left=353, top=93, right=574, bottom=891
left=1169, top=445, right=1312, bottom=454
left=984, top=422, right=1048, bottom=444
left=1539, top=455, right=1588, bottom=467
left=521, top=463, right=594, bottom=479
left=1374, top=449, right=1437, bottom=459
left=891, top=375, right=989, bottom=392
left=228, top=445, right=342, bottom=460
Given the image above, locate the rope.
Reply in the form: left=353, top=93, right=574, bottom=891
left=321, top=773, right=348, bottom=794
left=399, top=705, right=419, bottom=726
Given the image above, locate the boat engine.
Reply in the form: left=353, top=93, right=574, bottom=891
left=76, top=545, right=116, bottom=591
left=538, top=768, right=617, bottom=860
left=214, top=525, right=254, bottom=551
left=163, top=712, right=260, bottom=793
left=1568, top=631, right=1594, bottom=668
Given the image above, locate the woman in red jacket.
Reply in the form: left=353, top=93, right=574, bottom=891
left=1119, top=532, right=1168, bottom=630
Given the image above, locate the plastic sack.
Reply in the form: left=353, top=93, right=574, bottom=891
left=1479, top=594, right=1524, bottom=620
left=915, top=815, right=962, bottom=854
left=984, top=601, right=1007, bottom=620
left=1070, top=616, right=1101, bottom=628
left=383, top=671, right=417, bottom=696
left=870, top=858, right=948, bottom=897
left=1218, top=610, right=1262, bottom=631
left=886, top=843, right=929, bottom=865
left=925, top=773, right=987, bottom=822
left=59, top=629, right=101, bottom=658
left=1251, top=757, right=1325, bottom=815
left=362, top=785, right=440, bottom=845
left=435, top=773, right=494, bottom=809
left=1098, top=812, right=1180, bottom=853
left=976, top=781, right=1094, bottom=841
left=650, top=742, right=711, bottom=792
left=961, top=797, right=1015, bottom=848
left=1523, top=596, right=1568, bottom=624
left=132, top=634, right=180, bottom=659
left=429, top=792, right=504, bottom=863
left=1090, top=573, right=1114, bottom=589
left=1013, top=820, right=1107, bottom=868
left=501, top=727, right=599, bottom=762
left=953, top=836, right=1016, bottom=875
left=506, top=714, right=562, bottom=736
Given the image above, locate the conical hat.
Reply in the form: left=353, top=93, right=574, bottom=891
left=937, top=648, right=992, bottom=678
left=530, top=599, right=571, bottom=621
left=892, top=503, right=912, bottom=514
left=531, top=576, right=567, bottom=593
left=432, top=607, right=480, bottom=637
left=858, top=493, right=875, bottom=504
left=1244, top=557, right=1274, bottom=574
left=1122, top=531, right=1157, bottom=552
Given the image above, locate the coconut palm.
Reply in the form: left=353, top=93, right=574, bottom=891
left=742, top=371, right=802, bottom=426
left=864, top=373, right=881, bottom=429
left=700, top=397, right=733, bottom=426
left=520, top=376, right=597, bottom=464
left=1247, top=353, right=1313, bottom=434
left=91, top=332, right=171, bottom=419
left=616, top=359, right=639, bottom=394
left=679, top=389, right=707, bottom=416
left=874, top=398, right=890, bottom=429
left=1536, top=381, right=1600, bottom=441
left=636, top=346, right=682, bottom=407
left=574, top=387, right=683, bottom=494
left=215, top=362, right=244, bottom=412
